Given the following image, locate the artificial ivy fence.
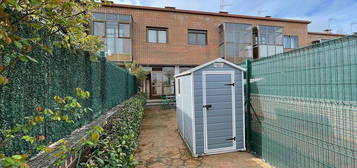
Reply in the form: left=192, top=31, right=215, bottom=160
left=81, top=94, right=145, bottom=168
left=0, top=27, right=138, bottom=155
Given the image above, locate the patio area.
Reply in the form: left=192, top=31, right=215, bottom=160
left=135, top=106, right=271, bottom=168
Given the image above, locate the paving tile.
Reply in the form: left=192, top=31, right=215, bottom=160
left=135, top=106, right=271, bottom=168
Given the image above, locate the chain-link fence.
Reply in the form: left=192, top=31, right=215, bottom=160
left=245, top=35, right=357, bottom=168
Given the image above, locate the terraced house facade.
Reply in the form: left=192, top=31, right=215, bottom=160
left=91, top=3, right=344, bottom=98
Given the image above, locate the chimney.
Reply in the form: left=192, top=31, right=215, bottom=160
left=165, top=6, right=176, bottom=9
left=324, top=29, right=332, bottom=33
left=265, top=16, right=271, bottom=18
left=219, top=11, right=229, bottom=14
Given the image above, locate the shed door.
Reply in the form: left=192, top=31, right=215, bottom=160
left=202, top=71, right=236, bottom=154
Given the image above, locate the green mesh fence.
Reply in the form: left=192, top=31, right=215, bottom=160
left=247, top=35, right=357, bottom=168
left=0, top=33, right=138, bottom=155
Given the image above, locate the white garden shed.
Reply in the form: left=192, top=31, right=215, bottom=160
left=174, top=58, right=246, bottom=157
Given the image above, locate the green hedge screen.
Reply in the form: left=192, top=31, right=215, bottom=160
left=0, top=38, right=138, bottom=155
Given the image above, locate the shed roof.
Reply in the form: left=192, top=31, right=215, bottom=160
left=175, top=58, right=246, bottom=78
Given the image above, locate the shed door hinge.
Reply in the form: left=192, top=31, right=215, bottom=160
left=224, top=83, right=235, bottom=86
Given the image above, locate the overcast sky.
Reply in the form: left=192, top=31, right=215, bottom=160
left=112, top=0, right=357, bottom=34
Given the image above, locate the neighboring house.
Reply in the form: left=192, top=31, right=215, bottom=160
left=90, top=3, right=345, bottom=98
left=308, top=31, right=345, bottom=44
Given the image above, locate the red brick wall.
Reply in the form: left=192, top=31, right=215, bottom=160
left=93, top=6, right=310, bottom=66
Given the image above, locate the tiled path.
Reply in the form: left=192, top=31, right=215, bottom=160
left=135, top=106, right=271, bottom=168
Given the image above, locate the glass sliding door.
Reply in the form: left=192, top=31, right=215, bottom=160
left=162, top=67, right=175, bottom=96
left=151, top=70, right=163, bottom=97
left=150, top=67, right=175, bottom=97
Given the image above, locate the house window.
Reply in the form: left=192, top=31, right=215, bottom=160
left=119, top=23, right=130, bottom=37
left=147, top=27, right=167, bottom=43
left=93, top=21, right=105, bottom=36
left=283, top=35, right=298, bottom=48
left=91, top=13, right=132, bottom=57
left=221, top=23, right=253, bottom=63
left=259, top=25, right=283, bottom=45
left=188, top=29, right=207, bottom=45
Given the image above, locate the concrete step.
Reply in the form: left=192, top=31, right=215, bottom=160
left=146, top=102, right=164, bottom=106
left=145, top=99, right=176, bottom=106
left=146, top=99, right=162, bottom=103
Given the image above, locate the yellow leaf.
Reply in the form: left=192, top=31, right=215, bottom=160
left=0, top=75, right=8, bottom=85
left=75, top=102, right=81, bottom=108
left=5, top=37, right=12, bottom=44
left=62, top=115, right=69, bottom=121
left=90, top=132, right=99, bottom=143
left=34, top=116, right=44, bottom=122
left=54, top=96, right=65, bottom=104
left=21, top=154, right=29, bottom=159
left=45, top=147, right=54, bottom=152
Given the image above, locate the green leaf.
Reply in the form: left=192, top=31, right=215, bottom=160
left=89, top=55, right=99, bottom=62
left=14, top=41, right=22, bottom=49
left=94, top=126, right=104, bottom=133
left=96, top=157, right=105, bottom=165
left=43, top=109, right=54, bottom=115
left=21, top=136, right=35, bottom=144
left=11, top=155, right=22, bottom=160
left=51, top=114, right=61, bottom=121
left=36, top=145, right=46, bottom=151
left=18, top=55, right=29, bottom=62
left=25, top=55, right=38, bottom=63
left=31, top=0, right=42, bottom=6
left=6, top=0, right=18, bottom=6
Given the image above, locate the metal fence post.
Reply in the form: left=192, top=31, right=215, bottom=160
left=245, top=59, right=252, bottom=151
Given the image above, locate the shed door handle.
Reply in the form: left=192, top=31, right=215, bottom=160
left=203, top=104, right=212, bottom=110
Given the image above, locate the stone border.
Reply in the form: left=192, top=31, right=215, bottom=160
left=28, top=100, right=128, bottom=168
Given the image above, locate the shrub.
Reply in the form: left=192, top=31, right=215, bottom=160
left=82, top=93, right=145, bottom=168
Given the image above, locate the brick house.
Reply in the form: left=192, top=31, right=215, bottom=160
left=90, top=3, right=344, bottom=98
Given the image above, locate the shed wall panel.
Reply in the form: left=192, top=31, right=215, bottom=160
left=175, top=78, right=183, bottom=136
left=177, top=75, right=194, bottom=152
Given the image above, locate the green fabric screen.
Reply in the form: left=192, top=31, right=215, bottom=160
left=247, top=35, right=356, bottom=168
